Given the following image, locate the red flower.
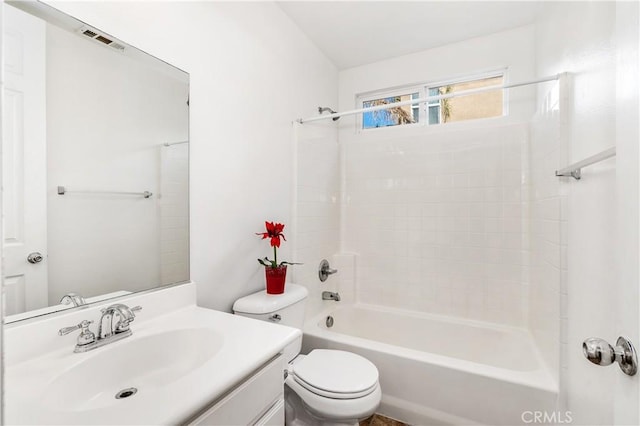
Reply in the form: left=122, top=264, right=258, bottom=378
left=256, top=221, right=299, bottom=269
left=256, top=221, right=286, bottom=248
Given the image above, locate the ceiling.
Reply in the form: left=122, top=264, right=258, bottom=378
left=277, top=1, right=541, bottom=70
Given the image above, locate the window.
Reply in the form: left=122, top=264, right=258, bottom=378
left=358, top=72, right=505, bottom=130
left=427, top=75, right=504, bottom=125
left=362, top=92, right=420, bottom=129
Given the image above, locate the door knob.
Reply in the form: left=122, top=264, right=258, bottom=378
left=583, top=336, right=637, bottom=376
left=27, top=252, right=43, bottom=264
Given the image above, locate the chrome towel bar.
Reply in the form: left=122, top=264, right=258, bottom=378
left=57, top=186, right=153, bottom=198
left=555, top=147, right=616, bottom=180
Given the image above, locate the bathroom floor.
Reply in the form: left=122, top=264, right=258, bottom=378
left=360, top=414, right=408, bottom=426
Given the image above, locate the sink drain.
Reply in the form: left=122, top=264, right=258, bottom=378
left=115, top=387, right=138, bottom=399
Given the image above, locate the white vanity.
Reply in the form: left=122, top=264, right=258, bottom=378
left=4, top=283, right=299, bottom=425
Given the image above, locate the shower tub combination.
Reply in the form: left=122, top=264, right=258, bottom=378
left=302, top=304, right=558, bottom=426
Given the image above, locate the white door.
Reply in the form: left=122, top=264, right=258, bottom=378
left=614, top=1, right=639, bottom=423
left=2, top=4, right=47, bottom=315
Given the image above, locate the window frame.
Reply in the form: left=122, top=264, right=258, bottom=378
left=357, top=84, right=424, bottom=131
left=355, top=69, right=508, bottom=132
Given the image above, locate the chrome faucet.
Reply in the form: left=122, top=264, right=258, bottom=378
left=98, top=303, right=141, bottom=339
left=60, top=292, right=86, bottom=307
left=322, top=291, right=341, bottom=302
left=59, top=303, right=142, bottom=353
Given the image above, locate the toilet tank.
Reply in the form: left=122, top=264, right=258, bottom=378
left=233, top=283, right=308, bottom=362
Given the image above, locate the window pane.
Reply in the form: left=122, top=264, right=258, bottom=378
left=428, top=87, right=440, bottom=105
left=411, top=93, right=420, bottom=122
left=412, top=107, right=419, bottom=122
left=362, top=93, right=419, bottom=129
left=428, top=105, right=440, bottom=125
left=428, top=75, right=503, bottom=125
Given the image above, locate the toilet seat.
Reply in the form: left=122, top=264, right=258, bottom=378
left=285, top=349, right=381, bottom=420
left=292, top=375, right=378, bottom=400
left=286, top=373, right=381, bottom=421
left=290, top=349, right=379, bottom=399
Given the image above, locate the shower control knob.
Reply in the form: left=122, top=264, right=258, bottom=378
left=583, top=336, right=637, bottom=376
left=318, top=259, right=338, bottom=282
left=27, top=252, right=44, bottom=264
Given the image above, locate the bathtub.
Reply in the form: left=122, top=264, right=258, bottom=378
left=302, top=304, right=558, bottom=426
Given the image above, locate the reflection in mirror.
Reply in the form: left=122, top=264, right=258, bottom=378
left=2, top=2, right=190, bottom=323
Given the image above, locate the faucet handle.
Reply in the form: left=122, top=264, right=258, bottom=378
left=319, top=259, right=338, bottom=282
left=101, top=304, right=142, bottom=316
left=59, top=320, right=96, bottom=346
left=114, top=306, right=142, bottom=333
left=59, top=320, right=93, bottom=336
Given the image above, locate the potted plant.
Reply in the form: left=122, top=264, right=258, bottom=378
left=256, top=221, right=298, bottom=294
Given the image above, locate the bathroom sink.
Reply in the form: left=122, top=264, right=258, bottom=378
left=44, top=328, right=224, bottom=412
left=5, top=299, right=301, bottom=425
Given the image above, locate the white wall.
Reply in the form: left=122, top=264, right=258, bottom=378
left=0, top=2, right=5, bottom=420
left=614, top=3, right=639, bottom=423
left=338, top=25, right=537, bottom=125
left=46, top=23, right=188, bottom=304
left=44, top=1, right=338, bottom=312
left=535, top=2, right=638, bottom=424
left=336, top=26, right=536, bottom=326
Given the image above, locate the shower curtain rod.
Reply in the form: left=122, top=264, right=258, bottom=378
left=297, top=73, right=561, bottom=124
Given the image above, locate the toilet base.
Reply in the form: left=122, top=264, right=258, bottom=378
left=285, top=386, right=360, bottom=426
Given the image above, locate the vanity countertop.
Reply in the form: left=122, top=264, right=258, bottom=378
left=4, top=283, right=300, bottom=425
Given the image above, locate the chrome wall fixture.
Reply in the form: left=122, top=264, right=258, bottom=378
left=318, top=259, right=338, bottom=282
left=583, top=336, right=637, bottom=376
left=318, top=106, right=341, bottom=121
left=321, top=291, right=341, bottom=302
left=163, top=140, right=189, bottom=147
left=325, top=315, right=334, bottom=328
left=555, top=147, right=616, bottom=180
left=57, top=186, right=153, bottom=198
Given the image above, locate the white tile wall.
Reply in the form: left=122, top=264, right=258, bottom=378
left=528, top=80, right=565, bottom=383
left=160, top=143, right=190, bottom=285
left=294, top=122, right=341, bottom=319
left=343, top=122, right=531, bottom=326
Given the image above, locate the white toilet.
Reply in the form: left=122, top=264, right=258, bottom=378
left=233, top=283, right=381, bottom=426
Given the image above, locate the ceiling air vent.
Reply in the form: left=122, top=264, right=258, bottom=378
left=95, top=35, right=112, bottom=45
left=78, top=26, right=125, bottom=53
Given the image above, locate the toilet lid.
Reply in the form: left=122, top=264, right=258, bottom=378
left=291, top=350, right=379, bottom=398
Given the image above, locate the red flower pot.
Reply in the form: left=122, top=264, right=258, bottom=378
left=265, top=265, right=287, bottom=294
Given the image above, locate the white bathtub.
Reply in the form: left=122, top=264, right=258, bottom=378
left=302, top=304, right=558, bottom=425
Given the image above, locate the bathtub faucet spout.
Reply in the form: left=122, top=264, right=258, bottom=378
left=322, top=291, right=341, bottom=302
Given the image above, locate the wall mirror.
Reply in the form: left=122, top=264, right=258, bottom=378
left=2, top=1, right=190, bottom=323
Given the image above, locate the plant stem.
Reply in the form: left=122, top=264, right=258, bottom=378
left=273, top=246, right=277, bottom=268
